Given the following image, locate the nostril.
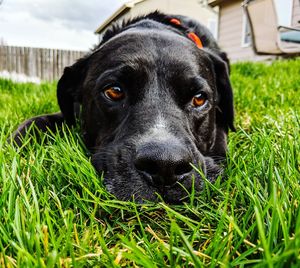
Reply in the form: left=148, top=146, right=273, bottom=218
left=134, top=159, right=159, bottom=176
left=134, top=142, right=194, bottom=186
left=174, top=162, right=193, bottom=176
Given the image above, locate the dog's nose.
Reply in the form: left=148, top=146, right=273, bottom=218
left=134, top=142, right=193, bottom=186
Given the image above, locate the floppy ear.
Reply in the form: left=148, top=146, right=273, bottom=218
left=207, top=51, right=235, bottom=132
left=57, top=57, right=89, bottom=125
left=218, top=51, right=231, bottom=74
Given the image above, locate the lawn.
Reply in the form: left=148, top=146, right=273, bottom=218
left=0, top=59, right=299, bottom=267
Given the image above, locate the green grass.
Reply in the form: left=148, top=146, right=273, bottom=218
left=0, top=59, right=299, bottom=267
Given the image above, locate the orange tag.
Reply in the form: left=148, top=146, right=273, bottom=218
left=170, top=18, right=181, bottom=26
left=188, top=32, right=203, bottom=49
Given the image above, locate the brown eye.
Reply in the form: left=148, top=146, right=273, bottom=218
left=104, top=86, right=125, bottom=101
left=192, top=93, right=207, bottom=107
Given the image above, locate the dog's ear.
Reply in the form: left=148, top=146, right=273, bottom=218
left=218, top=51, right=231, bottom=74
left=11, top=56, right=89, bottom=147
left=207, top=51, right=235, bottom=132
left=57, top=57, right=89, bottom=125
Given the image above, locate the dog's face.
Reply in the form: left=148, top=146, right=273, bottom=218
left=56, top=19, right=234, bottom=203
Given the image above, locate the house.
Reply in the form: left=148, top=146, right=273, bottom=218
left=208, top=0, right=300, bottom=61
left=95, top=0, right=218, bottom=39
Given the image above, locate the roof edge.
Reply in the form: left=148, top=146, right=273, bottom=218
left=208, top=0, right=226, bottom=7
left=95, top=0, right=146, bottom=34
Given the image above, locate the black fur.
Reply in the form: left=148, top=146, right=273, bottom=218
left=12, top=12, right=235, bottom=203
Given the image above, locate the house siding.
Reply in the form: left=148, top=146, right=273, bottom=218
left=292, top=0, right=300, bottom=27
left=218, top=0, right=255, bottom=61
left=130, top=0, right=217, bottom=29
left=97, top=0, right=217, bottom=36
left=218, top=0, right=274, bottom=62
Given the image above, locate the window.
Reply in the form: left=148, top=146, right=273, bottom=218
left=275, top=0, right=293, bottom=26
left=207, top=19, right=218, bottom=39
left=242, top=12, right=252, bottom=47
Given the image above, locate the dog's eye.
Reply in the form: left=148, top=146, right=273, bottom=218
left=104, top=86, right=125, bottom=101
left=192, top=93, right=207, bottom=107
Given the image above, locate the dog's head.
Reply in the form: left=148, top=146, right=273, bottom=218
left=48, top=13, right=235, bottom=203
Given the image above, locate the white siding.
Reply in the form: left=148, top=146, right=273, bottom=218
left=128, top=0, right=217, bottom=29
left=218, top=0, right=274, bottom=62
left=106, top=0, right=217, bottom=35
left=292, top=0, right=300, bottom=27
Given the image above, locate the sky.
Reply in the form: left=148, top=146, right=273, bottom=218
left=0, top=0, right=293, bottom=51
left=0, top=0, right=128, bottom=51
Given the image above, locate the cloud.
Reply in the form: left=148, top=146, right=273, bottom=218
left=0, top=10, right=97, bottom=50
left=0, top=0, right=128, bottom=50
left=3, top=0, right=127, bottom=31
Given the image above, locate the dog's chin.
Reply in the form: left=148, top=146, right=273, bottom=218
left=102, top=171, right=207, bottom=204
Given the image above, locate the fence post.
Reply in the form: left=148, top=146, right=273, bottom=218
left=0, top=45, right=86, bottom=81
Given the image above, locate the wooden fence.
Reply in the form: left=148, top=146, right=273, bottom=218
left=0, top=45, right=86, bottom=81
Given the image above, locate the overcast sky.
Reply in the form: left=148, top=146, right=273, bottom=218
left=0, top=0, right=293, bottom=51
left=0, top=0, right=128, bottom=51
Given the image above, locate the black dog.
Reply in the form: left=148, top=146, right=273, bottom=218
left=13, top=12, right=235, bottom=203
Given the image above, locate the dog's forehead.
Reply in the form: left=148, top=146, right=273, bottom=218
left=94, top=27, right=211, bottom=74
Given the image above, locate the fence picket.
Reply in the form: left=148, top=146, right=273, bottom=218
left=0, top=45, right=86, bottom=81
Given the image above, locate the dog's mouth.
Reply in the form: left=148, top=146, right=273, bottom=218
left=98, top=162, right=207, bottom=203
left=91, top=142, right=223, bottom=203
left=136, top=170, right=196, bottom=200
left=136, top=168, right=193, bottom=188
